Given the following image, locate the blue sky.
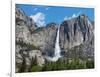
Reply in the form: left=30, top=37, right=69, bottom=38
left=16, top=4, right=94, bottom=26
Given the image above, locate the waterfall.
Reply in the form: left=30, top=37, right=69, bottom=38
left=54, top=26, right=61, bottom=58
left=46, top=26, right=61, bottom=62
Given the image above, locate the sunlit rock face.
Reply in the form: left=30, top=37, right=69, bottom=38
left=59, top=14, right=94, bottom=59
left=60, top=14, right=93, bottom=49
left=15, top=7, right=45, bottom=72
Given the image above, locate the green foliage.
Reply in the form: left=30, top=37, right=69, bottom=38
left=31, top=65, right=42, bottom=72
left=18, top=58, right=94, bottom=72
left=31, top=58, right=94, bottom=72
left=66, top=58, right=85, bottom=69
left=86, top=59, right=94, bottom=68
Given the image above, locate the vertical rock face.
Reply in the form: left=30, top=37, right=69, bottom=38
left=59, top=14, right=94, bottom=58
left=60, top=14, right=93, bottom=49
left=31, top=23, right=57, bottom=57
left=44, top=23, right=57, bottom=57
left=15, top=7, right=37, bottom=44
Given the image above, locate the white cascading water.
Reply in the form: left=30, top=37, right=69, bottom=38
left=54, top=26, right=61, bottom=59
left=46, top=26, right=61, bottom=62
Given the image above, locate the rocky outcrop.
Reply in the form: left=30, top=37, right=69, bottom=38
left=16, top=44, right=45, bottom=72
left=15, top=7, right=37, bottom=44
left=60, top=14, right=93, bottom=49
left=59, top=14, right=94, bottom=59
left=15, top=7, right=58, bottom=72
left=15, top=7, right=45, bottom=72
left=31, top=23, right=57, bottom=57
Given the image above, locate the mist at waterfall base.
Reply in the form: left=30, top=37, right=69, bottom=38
left=45, top=27, right=62, bottom=62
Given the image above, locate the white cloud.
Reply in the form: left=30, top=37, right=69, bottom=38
left=30, top=12, right=46, bottom=27
left=64, top=16, right=68, bottom=20
left=64, top=11, right=81, bottom=20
